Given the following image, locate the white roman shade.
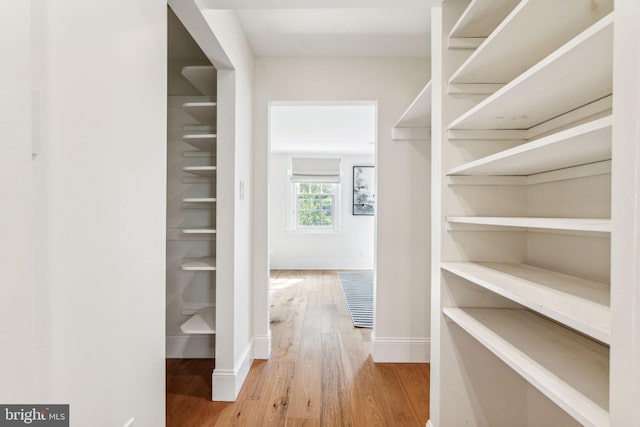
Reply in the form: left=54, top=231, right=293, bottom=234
left=290, top=157, right=342, bottom=183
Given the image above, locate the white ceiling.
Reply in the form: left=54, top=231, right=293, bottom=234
left=197, top=0, right=431, bottom=58
left=270, top=103, right=376, bottom=154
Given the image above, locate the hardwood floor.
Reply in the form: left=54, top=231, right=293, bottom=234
left=166, top=270, right=430, bottom=426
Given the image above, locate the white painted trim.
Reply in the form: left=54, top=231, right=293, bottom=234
left=371, top=335, right=431, bottom=363
left=253, top=333, right=272, bottom=359
left=212, top=339, right=254, bottom=401
left=166, top=335, right=214, bottom=359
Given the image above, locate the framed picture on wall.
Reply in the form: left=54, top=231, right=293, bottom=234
left=353, top=166, right=375, bottom=216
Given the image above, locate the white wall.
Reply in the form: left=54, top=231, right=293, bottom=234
left=23, top=0, right=167, bottom=425
left=269, top=153, right=375, bottom=270
left=201, top=9, right=256, bottom=400
left=254, top=57, right=431, bottom=363
left=0, top=0, right=37, bottom=403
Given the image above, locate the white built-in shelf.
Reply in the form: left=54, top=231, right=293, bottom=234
left=181, top=228, right=216, bottom=234
left=448, top=116, right=612, bottom=176
left=441, top=262, right=610, bottom=343
left=180, top=306, right=216, bottom=334
left=183, top=102, right=217, bottom=127
left=447, top=217, right=611, bottom=233
left=182, top=166, right=217, bottom=177
left=181, top=257, right=216, bottom=271
left=182, top=134, right=216, bottom=151
left=182, top=197, right=216, bottom=204
left=450, top=0, right=613, bottom=84
left=449, top=14, right=613, bottom=130
left=444, top=308, right=609, bottom=427
left=449, top=0, right=520, bottom=38
left=395, top=81, right=432, bottom=128
left=181, top=65, right=216, bottom=96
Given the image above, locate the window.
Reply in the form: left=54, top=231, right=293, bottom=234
left=295, top=183, right=337, bottom=230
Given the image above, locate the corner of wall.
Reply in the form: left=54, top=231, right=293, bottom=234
left=253, top=332, right=272, bottom=360
left=212, top=339, right=254, bottom=401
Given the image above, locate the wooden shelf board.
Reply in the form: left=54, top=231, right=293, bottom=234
left=447, top=217, right=611, bottom=233
left=181, top=228, right=216, bottom=234
left=444, top=308, right=609, bottom=427
left=183, top=166, right=217, bottom=177
left=182, top=198, right=216, bottom=203
left=183, top=102, right=217, bottom=126
left=441, top=262, right=610, bottom=343
left=450, top=0, right=613, bottom=84
left=449, top=14, right=613, bottom=130
left=449, top=0, right=520, bottom=38
left=181, top=257, right=216, bottom=271
left=448, top=116, right=612, bottom=176
left=180, top=306, right=216, bottom=334
left=394, top=80, right=432, bottom=128
left=181, top=65, right=216, bottom=96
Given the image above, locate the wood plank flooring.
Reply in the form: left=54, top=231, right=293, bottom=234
left=166, top=270, right=430, bottom=426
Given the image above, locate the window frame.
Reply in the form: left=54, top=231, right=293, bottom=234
left=290, top=181, right=340, bottom=233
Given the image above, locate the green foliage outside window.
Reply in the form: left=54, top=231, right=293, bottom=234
left=297, top=183, right=335, bottom=228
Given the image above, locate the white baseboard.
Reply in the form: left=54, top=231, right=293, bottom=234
left=426, top=421, right=434, bottom=427
left=371, top=334, right=430, bottom=363
left=253, top=333, right=271, bottom=359
left=166, top=335, right=214, bottom=358
left=212, top=339, right=254, bottom=401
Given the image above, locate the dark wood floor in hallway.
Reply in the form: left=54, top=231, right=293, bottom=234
left=166, top=270, right=430, bottom=426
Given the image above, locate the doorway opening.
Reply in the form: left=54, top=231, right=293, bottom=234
left=268, top=101, right=377, bottom=337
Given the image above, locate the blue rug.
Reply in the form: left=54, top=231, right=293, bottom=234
left=338, top=271, right=373, bottom=328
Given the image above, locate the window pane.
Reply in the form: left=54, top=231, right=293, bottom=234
left=295, top=182, right=336, bottom=230
left=298, top=196, right=310, bottom=210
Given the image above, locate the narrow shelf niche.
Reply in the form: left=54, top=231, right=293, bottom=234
left=180, top=306, right=216, bottom=334
left=444, top=308, right=609, bottom=427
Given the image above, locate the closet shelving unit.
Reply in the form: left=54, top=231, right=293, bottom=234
left=166, top=62, right=219, bottom=346
left=431, top=1, right=615, bottom=426
left=177, top=65, right=218, bottom=337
